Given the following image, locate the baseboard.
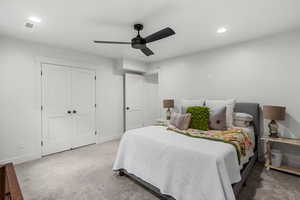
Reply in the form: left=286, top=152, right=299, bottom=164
left=0, top=153, right=41, bottom=165
left=98, top=134, right=121, bottom=144
left=0, top=135, right=121, bottom=165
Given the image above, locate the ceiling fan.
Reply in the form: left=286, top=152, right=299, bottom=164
left=94, top=24, right=175, bottom=56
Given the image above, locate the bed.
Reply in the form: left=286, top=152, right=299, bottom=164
left=113, top=103, right=261, bottom=200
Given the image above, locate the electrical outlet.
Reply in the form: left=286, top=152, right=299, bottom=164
left=18, top=143, right=26, bottom=153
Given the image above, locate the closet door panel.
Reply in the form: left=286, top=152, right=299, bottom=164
left=71, top=68, right=96, bottom=148
left=41, top=64, right=72, bottom=155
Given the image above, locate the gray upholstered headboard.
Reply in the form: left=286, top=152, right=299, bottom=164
left=234, top=102, right=261, bottom=152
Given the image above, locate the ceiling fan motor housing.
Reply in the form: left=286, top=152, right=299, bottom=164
left=131, top=36, right=146, bottom=49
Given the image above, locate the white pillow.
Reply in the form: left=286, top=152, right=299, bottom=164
left=181, top=99, right=205, bottom=114
left=233, top=112, right=253, bottom=127
left=205, top=99, right=236, bottom=129
left=234, top=120, right=251, bottom=127
left=205, top=100, right=226, bottom=130
left=233, top=112, right=254, bottom=121
left=226, top=99, right=236, bottom=128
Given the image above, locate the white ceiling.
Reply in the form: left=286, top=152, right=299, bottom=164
left=1, top=0, right=300, bottom=62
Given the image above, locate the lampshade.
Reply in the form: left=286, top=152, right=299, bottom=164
left=163, top=99, right=174, bottom=108
left=263, top=105, right=286, bottom=120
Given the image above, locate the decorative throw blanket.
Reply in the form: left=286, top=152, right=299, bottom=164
left=167, top=126, right=253, bottom=164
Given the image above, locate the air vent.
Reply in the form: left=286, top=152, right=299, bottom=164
left=24, top=22, right=34, bottom=28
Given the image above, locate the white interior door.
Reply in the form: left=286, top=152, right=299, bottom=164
left=143, top=74, right=160, bottom=126
left=41, top=64, right=72, bottom=155
left=125, top=73, right=144, bottom=131
left=71, top=68, right=96, bottom=148
left=42, top=64, right=96, bottom=155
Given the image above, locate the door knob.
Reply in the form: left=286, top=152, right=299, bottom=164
left=126, top=107, right=130, bottom=110
left=67, top=110, right=71, bottom=114
left=73, top=110, right=77, bottom=114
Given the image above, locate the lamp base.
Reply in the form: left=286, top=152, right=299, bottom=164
left=166, top=108, right=171, bottom=120
left=268, top=120, right=279, bottom=138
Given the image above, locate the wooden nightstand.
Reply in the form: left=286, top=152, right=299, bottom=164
left=261, top=137, right=300, bottom=176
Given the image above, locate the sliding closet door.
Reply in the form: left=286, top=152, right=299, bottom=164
left=41, top=64, right=72, bottom=155
left=71, top=68, right=96, bottom=148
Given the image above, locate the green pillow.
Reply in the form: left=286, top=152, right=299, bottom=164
left=186, top=106, right=209, bottom=130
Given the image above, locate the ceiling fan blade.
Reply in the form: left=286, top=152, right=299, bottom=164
left=145, top=27, right=175, bottom=43
left=94, top=40, right=131, bottom=44
left=141, top=47, right=154, bottom=56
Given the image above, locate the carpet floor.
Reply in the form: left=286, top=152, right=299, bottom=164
left=16, top=140, right=300, bottom=200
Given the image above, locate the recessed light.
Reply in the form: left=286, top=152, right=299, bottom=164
left=217, top=27, right=227, bottom=34
left=28, top=16, right=42, bottom=23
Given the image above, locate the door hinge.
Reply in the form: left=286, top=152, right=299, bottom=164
left=94, top=76, right=96, bottom=80
left=41, top=141, right=44, bottom=146
left=41, top=105, right=43, bottom=111
left=41, top=70, right=43, bottom=76
left=94, top=104, right=97, bottom=108
left=95, top=131, right=97, bottom=135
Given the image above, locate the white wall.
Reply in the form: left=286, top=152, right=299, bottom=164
left=152, top=29, right=300, bottom=163
left=117, top=58, right=148, bottom=73
left=0, top=36, right=124, bottom=164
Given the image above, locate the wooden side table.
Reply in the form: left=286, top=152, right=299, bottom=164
left=261, top=137, right=300, bottom=176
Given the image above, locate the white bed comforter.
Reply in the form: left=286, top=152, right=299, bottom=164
left=113, top=126, right=245, bottom=200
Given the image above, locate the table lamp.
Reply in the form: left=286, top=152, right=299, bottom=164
left=163, top=99, right=174, bottom=120
left=263, top=105, right=286, bottom=138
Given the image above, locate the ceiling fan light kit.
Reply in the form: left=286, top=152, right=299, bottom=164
left=94, top=23, right=175, bottom=56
